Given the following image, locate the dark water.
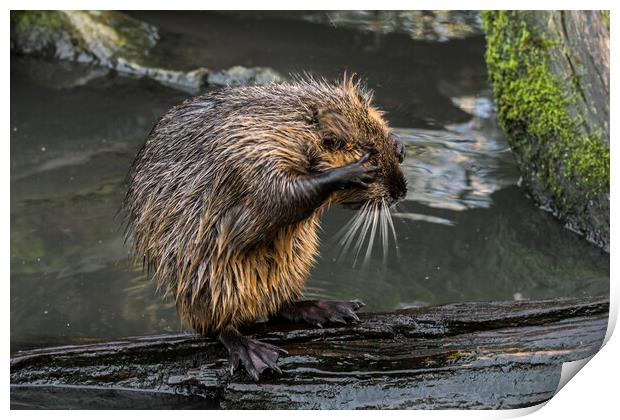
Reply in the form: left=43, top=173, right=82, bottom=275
left=10, top=11, right=609, bottom=352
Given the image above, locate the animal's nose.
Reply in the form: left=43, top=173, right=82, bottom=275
left=390, top=133, right=406, bottom=163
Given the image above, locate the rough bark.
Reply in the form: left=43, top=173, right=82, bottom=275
left=483, top=11, right=610, bottom=251
left=11, top=296, right=608, bottom=409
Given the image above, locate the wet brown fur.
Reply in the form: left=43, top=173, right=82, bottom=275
left=123, top=75, right=405, bottom=335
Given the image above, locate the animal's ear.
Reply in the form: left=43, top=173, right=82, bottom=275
left=309, top=106, right=352, bottom=150
left=317, top=107, right=352, bottom=136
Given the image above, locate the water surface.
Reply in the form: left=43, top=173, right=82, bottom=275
left=10, top=11, right=609, bottom=351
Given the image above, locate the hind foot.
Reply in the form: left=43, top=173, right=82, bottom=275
left=218, top=326, right=287, bottom=381
left=276, top=299, right=365, bottom=328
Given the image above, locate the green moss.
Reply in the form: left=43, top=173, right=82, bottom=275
left=95, top=11, right=158, bottom=58
left=10, top=11, right=83, bottom=57
left=11, top=11, right=69, bottom=34
left=482, top=11, right=609, bottom=207
left=601, top=10, right=610, bottom=31
left=10, top=11, right=158, bottom=64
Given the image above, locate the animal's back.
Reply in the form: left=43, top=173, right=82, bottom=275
left=124, top=85, right=320, bottom=334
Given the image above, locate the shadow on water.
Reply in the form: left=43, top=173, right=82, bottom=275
left=10, top=11, right=608, bottom=352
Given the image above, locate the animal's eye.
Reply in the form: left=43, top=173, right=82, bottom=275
left=322, top=137, right=343, bottom=151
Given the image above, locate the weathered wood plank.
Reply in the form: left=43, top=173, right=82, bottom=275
left=10, top=296, right=608, bottom=409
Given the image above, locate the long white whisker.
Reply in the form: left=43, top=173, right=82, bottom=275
left=352, top=212, right=372, bottom=265
left=386, top=205, right=400, bottom=259
left=363, top=204, right=379, bottom=267
left=339, top=203, right=369, bottom=261
left=380, top=199, right=389, bottom=265
left=332, top=218, right=356, bottom=244
left=353, top=204, right=374, bottom=266
left=339, top=204, right=367, bottom=246
left=332, top=208, right=362, bottom=246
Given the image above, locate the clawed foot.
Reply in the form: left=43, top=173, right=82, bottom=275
left=276, top=299, right=365, bottom=328
left=219, top=326, right=287, bottom=381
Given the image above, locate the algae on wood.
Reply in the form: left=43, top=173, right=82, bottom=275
left=482, top=11, right=609, bottom=251
left=11, top=297, right=608, bottom=409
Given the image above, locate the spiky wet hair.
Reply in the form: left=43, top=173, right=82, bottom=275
left=122, top=74, right=405, bottom=334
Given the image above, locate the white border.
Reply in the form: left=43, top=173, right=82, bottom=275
left=4, top=1, right=617, bottom=418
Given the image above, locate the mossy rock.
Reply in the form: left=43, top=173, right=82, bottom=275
left=10, top=11, right=282, bottom=92
left=11, top=11, right=158, bottom=66
left=482, top=11, right=609, bottom=250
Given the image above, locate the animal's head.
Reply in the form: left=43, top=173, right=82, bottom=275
left=302, top=75, right=407, bottom=208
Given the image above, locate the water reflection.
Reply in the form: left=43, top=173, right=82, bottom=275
left=248, top=11, right=483, bottom=43
left=10, top=11, right=608, bottom=352
left=395, top=96, right=519, bottom=212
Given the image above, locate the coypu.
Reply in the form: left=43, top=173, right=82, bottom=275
left=123, top=75, right=407, bottom=380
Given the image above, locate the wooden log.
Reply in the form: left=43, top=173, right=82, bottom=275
left=11, top=296, right=608, bottom=409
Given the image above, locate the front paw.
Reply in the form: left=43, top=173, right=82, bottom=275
left=278, top=299, right=366, bottom=328
left=332, top=154, right=379, bottom=189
